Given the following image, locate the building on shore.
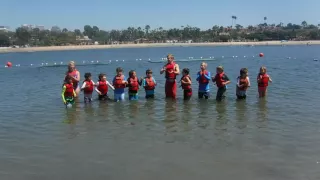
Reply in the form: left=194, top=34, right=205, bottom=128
left=0, top=26, right=10, bottom=32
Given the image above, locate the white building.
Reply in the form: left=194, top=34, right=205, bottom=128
left=35, top=25, right=45, bottom=31
left=0, top=26, right=10, bottom=32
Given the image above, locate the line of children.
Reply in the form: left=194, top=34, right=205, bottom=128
left=61, top=64, right=272, bottom=106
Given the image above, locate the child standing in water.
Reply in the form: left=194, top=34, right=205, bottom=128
left=212, top=66, right=231, bottom=101
left=127, top=70, right=141, bottom=100
left=81, top=73, right=95, bottom=103
left=113, top=67, right=127, bottom=102
left=62, top=75, right=77, bottom=106
left=257, top=66, right=272, bottom=97
left=180, top=68, right=192, bottom=100
left=236, top=68, right=250, bottom=99
left=95, top=73, right=114, bottom=101
left=196, top=62, right=211, bottom=99
left=142, top=69, right=157, bottom=99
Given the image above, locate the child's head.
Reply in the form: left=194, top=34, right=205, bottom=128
left=167, top=54, right=174, bottom=63
left=200, top=62, right=207, bottom=71
left=98, top=73, right=106, bottom=81
left=240, top=68, right=248, bottom=78
left=260, top=66, right=267, bottom=74
left=182, top=68, right=190, bottom=76
left=68, top=61, right=75, bottom=71
left=84, top=72, right=91, bottom=80
left=146, top=69, right=153, bottom=78
left=216, top=66, right=224, bottom=74
left=116, top=67, right=123, bottom=76
left=65, top=75, right=73, bottom=84
left=129, top=70, right=136, bottom=78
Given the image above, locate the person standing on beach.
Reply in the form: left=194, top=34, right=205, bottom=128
left=65, top=61, right=80, bottom=96
left=160, top=54, right=180, bottom=99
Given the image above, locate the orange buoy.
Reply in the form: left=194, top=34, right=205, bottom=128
left=259, top=53, right=264, bottom=57
left=6, top=62, right=12, bottom=67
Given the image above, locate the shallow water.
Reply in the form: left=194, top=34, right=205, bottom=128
left=1, top=45, right=320, bottom=180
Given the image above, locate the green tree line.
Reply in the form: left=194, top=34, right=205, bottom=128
left=1, top=20, right=320, bottom=47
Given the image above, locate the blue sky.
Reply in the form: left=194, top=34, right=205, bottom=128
left=1, top=0, right=320, bottom=30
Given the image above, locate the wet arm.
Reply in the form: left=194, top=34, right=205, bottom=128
left=81, top=82, right=86, bottom=90
left=95, top=82, right=101, bottom=94
left=182, top=77, right=191, bottom=85
left=247, top=77, right=251, bottom=87
left=61, top=85, right=66, bottom=103
left=174, top=64, right=180, bottom=75
left=224, top=75, right=231, bottom=85
left=269, top=76, right=272, bottom=82
left=196, top=72, right=200, bottom=81
left=107, top=81, right=115, bottom=91
left=160, top=66, right=165, bottom=74
left=204, top=71, right=211, bottom=80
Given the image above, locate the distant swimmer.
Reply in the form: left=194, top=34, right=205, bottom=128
left=62, top=75, right=77, bottom=107
left=257, top=66, right=272, bottom=98
left=160, top=54, right=180, bottom=99
left=65, top=61, right=80, bottom=96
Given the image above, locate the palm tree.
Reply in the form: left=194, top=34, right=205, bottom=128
left=301, top=21, right=308, bottom=28
left=231, top=16, right=237, bottom=28
left=145, top=25, right=150, bottom=36
left=264, top=17, right=267, bottom=24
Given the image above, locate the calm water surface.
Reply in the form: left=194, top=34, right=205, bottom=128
left=1, top=45, right=320, bottom=180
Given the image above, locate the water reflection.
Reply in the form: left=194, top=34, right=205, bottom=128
left=144, top=99, right=155, bottom=121
left=196, top=101, right=210, bottom=129
left=84, top=104, right=95, bottom=121
left=256, top=98, right=268, bottom=128
left=163, top=99, right=178, bottom=132
left=235, top=100, right=248, bottom=130
left=214, top=101, right=228, bottom=131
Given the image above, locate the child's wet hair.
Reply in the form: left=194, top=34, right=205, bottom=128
left=240, top=68, right=248, bottom=76
left=146, top=69, right=153, bottom=74
left=167, top=54, right=174, bottom=59
left=129, top=70, right=135, bottom=77
left=84, top=72, right=91, bottom=79
left=217, top=66, right=224, bottom=71
left=65, top=75, right=72, bottom=82
left=98, top=73, right=106, bottom=80
left=260, top=66, right=267, bottom=73
left=183, top=68, right=190, bottom=75
left=116, top=67, right=123, bottom=72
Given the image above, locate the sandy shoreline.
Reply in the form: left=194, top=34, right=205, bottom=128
left=0, top=41, right=317, bottom=53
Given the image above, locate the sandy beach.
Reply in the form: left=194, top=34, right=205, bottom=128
left=0, top=40, right=318, bottom=53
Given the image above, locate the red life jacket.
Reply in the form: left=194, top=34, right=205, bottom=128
left=165, top=62, right=176, bottom=79
left=97, top=81, right=108, bottom=95
left=67, top=70, right=78, bottom=86
left=258, top=74, right=269, bottom=87
left=144, top=77, right=155, bottom=90
left=199, top=70, right=209, bottom=84
left=64, top=83, right=74, bottom=97
left=181, top=75, right=192, bottom=90
left=238, top=77, right=249, bottom=90
left=215, top=72, right=225, bottom=88
left=114, top=75, right=125, bottom=89
left=128, top=77, right=139, bottom=91
left=83, top=80, right=94, bottom=94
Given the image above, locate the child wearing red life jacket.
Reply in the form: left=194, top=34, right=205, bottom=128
left=81, top=73, right=95, bottom=103
left=236, top=68, right=251, bottom=99
left=95, top=73, right=114, bottom=101
left=112, top=67, right=128, bottom=102
left=212, top=66, right=231, bottom=101
left=142, top=69, right=157, bottom=99
left=196, top=62, right=211, bottom=99
left=127, top=70, right=141, bottom=100
left=62, top=75, right=77, bottom=106
left=180, top=68, right=192, bottom=100
left=257, top=66, right=272, bottom=98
